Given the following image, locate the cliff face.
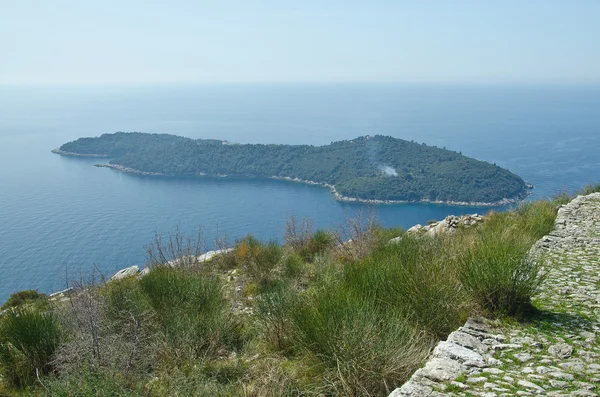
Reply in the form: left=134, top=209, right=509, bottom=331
left=391, top=193, right=600, bottom=396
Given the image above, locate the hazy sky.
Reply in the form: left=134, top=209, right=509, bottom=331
left=2, top=1, right=599, bottom=84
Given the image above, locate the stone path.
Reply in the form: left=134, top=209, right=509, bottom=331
left=390, top=193, right=600, bottom=397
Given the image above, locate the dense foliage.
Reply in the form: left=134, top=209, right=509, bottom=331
left=60, top=132, right=529, bottom=203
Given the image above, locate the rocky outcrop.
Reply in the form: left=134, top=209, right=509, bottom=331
left=418, top=214, right=484, bottom=237
left=109, top=265, right=140, bottom=281
left=107, top=248, right=234, bottom=281
left=163, top=248, right=234, bottom=268
left=389, top=193, right=600, bottom=397
left=390, top=214, right=485, bottom=243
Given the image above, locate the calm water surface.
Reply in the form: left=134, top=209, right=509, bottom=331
left=1, top=84, right=599, bottom=301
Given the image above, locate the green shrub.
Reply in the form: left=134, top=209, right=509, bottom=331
left=2, top=290, right=47, bottom=310
left=139, top=266, right=235, bottom=359
left=460, top=232, right=544, bottom=316
left=459, top=210, right=547, bottom=317
left=102, top=277, right=154, bottom=333
left=237, top=236, right=283, bottom=286
left=256, top=281, right=296, bottom=352
left=340, top=234, right=469, bottom=338
left=513, top=200, right=559, bottom=239
left=282, top=254, right=307, bottom=280
left=297, top=230, right=335, bottom=262
left=290, top=285, right=431, bottom=396
left=0, top=306, right=62, bottom=387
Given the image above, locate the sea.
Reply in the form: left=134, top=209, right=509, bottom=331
left=1, top=84, right=599, bottom=302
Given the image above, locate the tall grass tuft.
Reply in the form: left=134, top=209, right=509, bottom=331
left=256, top=281, right=296, bottom=352
left=458, top=204, right=553, bottom=317
left=0, top=306, right=61, bottom=387
left=344, top=235, right=469, bottom=338
left=581, top=183, right=600, bottom=195
left=290, top=284, right=431, bottom=396
left=237, top=236, right=283, bottom=287
left=459, top=230, right=544, bottom=316
left=139, top=266, right=235, bottom=359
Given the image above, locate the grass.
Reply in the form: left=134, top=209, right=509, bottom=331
left=1, top=189, right=587, bottom=395
left=139, top=266, right=240, bottom=360
left=0, top=305, right=62, bottom=388
left=289, top=283, right=431, bottom=396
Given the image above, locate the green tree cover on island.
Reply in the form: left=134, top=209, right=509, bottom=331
left=59, top=132, right=529, bottom=203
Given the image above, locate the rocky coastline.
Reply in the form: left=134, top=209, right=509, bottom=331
left=90, top=160, right=529, bottom=207
left=51, top=148, right=109, bottom=158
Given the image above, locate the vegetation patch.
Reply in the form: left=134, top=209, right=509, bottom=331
left=3, top=188, right=594, bottom=396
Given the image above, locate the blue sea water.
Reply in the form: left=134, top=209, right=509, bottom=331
left=0, top=84, right=599, bottom=302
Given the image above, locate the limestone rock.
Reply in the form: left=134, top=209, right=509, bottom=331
left=549, top=343, right=574, bottom=359
left=433, top=341, right=486, bottom=367
left=110, top=265, right=140, bottom=281
left=419, top=357, right=464, bottom=382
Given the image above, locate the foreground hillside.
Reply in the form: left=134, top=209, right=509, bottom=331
left=4, top=186, right=597, bottom=396
left=55, top=132, right=530, bottom=204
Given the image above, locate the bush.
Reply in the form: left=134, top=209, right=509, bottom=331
left=290, top=285, right=431, bottom=396
left=2, top=290, right=47, bottom=310
left=344, top=235, right=468, bottom=338
left=513, top=200, right=559, bottom=239
left=282, top=254, right=307, bottom=280
left=139, top=266, right=236, bottom=359
left=459, top=225, right=545, bottom=316
left=256, top=281, right=296, bottom=352
left=456, top=207, right=552, bottom=317
left=298, top=230, right=335, bottom=262
left=0, top=306, right=62, bottom=387
left=237, top=236, right=283, bottom=287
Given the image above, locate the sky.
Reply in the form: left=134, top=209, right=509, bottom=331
left=1, top=1, right=599, bottom=85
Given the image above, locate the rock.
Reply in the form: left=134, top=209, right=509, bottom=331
left=389, top=380, right=433, bottom=396
left=514, top=353, right=534, bottom=362
left=550, top=379, right=569, bottom=389
left=447, top=330, right=488, bottom=354
left=110, top=265, right=139, bottom=281
left=517, top=380, right=545, bottom=393
left=419, top=357, right=464, bottom=382
left=549, top=371, right=575, bottom=381
left=407, top=224, right=422, bottom=234
left=549, top=343, right=574, bottom=359
left=49, top=287, right=73, bottom=298
left=388, top=236, right=403, bottom=244
left=139, top=267, right=151, bottom=277
left=433, top=341, right=486, bottom=367
left=196, top=248, right=233, bottom=263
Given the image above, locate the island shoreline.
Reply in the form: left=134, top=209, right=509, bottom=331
left=88, top=160, right=531, bottom=207
left=51, top=148, right=109, bottom=158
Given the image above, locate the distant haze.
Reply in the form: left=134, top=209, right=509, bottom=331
left=1, top=1, right=599, bottom=85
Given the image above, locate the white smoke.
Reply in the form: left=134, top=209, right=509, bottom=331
left=378, top=164, right=398, bottom=177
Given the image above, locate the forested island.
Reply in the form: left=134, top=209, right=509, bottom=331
left=54, top=132, right=531, bottom=205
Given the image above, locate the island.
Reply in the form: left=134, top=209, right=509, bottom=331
left=53, top=132, right=531, bottom=205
